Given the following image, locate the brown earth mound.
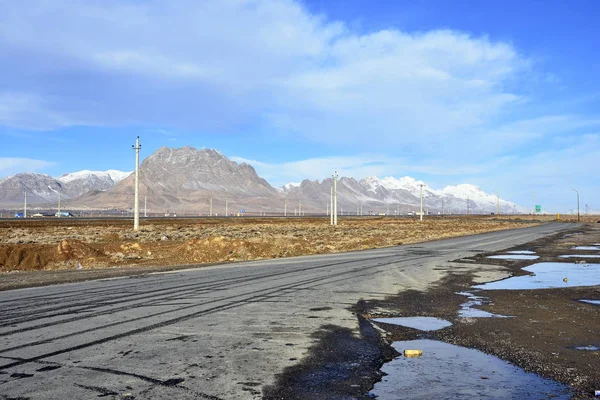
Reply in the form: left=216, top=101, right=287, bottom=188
left=0, top=216, right=539, bottom=272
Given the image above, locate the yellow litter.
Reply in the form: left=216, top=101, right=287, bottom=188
left=404, top=349, right=423, bottom=357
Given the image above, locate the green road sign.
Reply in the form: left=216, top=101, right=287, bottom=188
left=535, top=205, right=542, bottom=213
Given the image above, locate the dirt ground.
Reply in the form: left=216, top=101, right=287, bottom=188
left=356, top=223, right=600, bottom=399
left=0, top=216, right=536, bottom=278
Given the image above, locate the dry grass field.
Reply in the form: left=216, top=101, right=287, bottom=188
left=0, top=216, right=544, bottom=272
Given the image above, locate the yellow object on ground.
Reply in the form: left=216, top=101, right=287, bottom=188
left=404, top=349, right=423, bottom=357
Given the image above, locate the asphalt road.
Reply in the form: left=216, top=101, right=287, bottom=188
left=0, top=223, right=571, bottom=399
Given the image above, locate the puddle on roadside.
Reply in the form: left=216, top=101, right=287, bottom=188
left=487, top=255, right=540, bottom=260
left=580, top=299, right=600, bottom=306
left=506, top=250, right=536, bottom=255
left=474, top=262, right=600, bottom=290
left=559, top=254, right=600, bottom=259
left=456, top=292, right=512, bottom=318
left=370, top=339, right=571, bottom=399
left=371, top=317, right=452, bottom=331
left=574, top=345, right=600, bottom=351
left=572, top=246, right=600, bottom=251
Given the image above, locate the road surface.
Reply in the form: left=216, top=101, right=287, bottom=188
left=0, top=223, right=570, bottom=399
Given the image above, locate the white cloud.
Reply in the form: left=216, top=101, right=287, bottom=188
left=0, top=0, right=525, bottom=146
left=231, top=154, right=398, bottom=185
left=0, top=157, right=54, bottom=177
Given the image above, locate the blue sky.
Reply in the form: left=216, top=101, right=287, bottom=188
left=0, top=0, right=598, bottom=212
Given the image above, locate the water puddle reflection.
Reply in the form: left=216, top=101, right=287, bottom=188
left=574, top=345, right=600, bottom=351
left=456, top=292, right=512, bottom=318
left=372, top=317, right=452, bottom=331
left=506, top=250, right=536, bottom=255
left=559, top=254, right=600, bottom=259
left=474, top=263, right=600, bottom=290
left=370, top=339, right=570, bottom=399
left=487, top=255, right=540, bottom=260
left=580, top=299, right=600, bottom=306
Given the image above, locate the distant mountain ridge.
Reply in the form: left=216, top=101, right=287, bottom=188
left=0, top=146, right=525, bottom=214
left=281, top=176, right=524, bottom=214
left=0, top=170, right=130, bottom=205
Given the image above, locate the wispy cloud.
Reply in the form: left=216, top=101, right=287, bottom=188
left=0, top=157, right=54, bottom=177
left=0, top=0, right=525, bottom=146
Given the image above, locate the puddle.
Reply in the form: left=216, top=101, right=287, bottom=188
left=559, top=254, right=600, bottom=259
left=474, top=263, right=600, bottom=290
left=370, top=339, right=571, bottom=399
left=456, top=292, right=512, bottom=318
left=372, top=317, right=452, bottom=331
left=574, top=345, right=600, bottom=351
left=487, top=255, right=540, bottom=260
left=572, top=246, right=600, bottom=251
left=580, top=299, right=600, bottom=306
left=506, top=250, right=536, bottom=255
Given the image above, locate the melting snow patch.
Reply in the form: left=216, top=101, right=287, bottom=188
left=580, top=299, right=600, bottom=306
left=370, top=339, right=570, bottom=399
left=487, top=255, right=540, bottom=260
left=372, top=317, right=452, bottom=331
left=572, top=246, right=600, bottom=251
left=506, top=250, right=536, bottom=255
left=474, top=262, right=600, bottom=290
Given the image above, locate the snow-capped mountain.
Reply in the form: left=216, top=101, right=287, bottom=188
left=282, top=175, right=525, bottom=214
left=58, top=170, right=131, bottom=184
left=0, top=170, right=131, bottom=205
left=0, top=147, right=526, bottom=214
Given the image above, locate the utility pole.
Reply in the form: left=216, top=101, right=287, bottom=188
left=441, top=197, right=444, bottom=216
left=23, top=191, right=27, bottom=218
left=333, top=171, right=338, bottom=226
left=572, top=189, right=580, bottom=222
left=57, top=190, right=61, bottom=218
left=209, top=197, right=213, bottom=217
left=330, top=186, right=334, bottom=225
left=466, top=196, right=470, bottom=216
left=419, top=183, right=424, bottom=221
left=357, top=204, right=359, bottom=216
left=226, top=199, right=228, bottom=216
left=284, top=199, right=287, bottom=217
left=495, top=192, right=500, bottom=216
left=132, top=136, right=141, bottom=231
left=144, top=196, right=147, bottom=218
left=299, top=200, right=302, bottom=216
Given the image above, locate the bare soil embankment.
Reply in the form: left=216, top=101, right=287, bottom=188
left=0, top=216, right=537, bottom=290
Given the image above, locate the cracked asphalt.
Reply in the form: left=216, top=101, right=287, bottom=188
left=0, top=223, right=572, bottom=399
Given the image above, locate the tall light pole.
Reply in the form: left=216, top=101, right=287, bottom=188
left=23, top=191, right=27, bottom=219
left=144, top=196, right=147, bottom=218
left=572, top=189, right=580, bottom=222
left=330, top=186, right=333, bottom=225
left=441, top=197, right=444, bottom=217
left=226, top=199, right=229, bottom=216
left=57, top=190, right=61, bottom=218
left=466, top=195, right=470, bottom=216
left=210, top=197, right=213, bottom=217
left=132, top=136, right=141, bottom=231
left=419, top=183, right=424, bottom=221
left=333, top=171, right=338, bottom=226
left=494, top=192, right=500, bottom=216
left=284, top=199, right=287, bottom=217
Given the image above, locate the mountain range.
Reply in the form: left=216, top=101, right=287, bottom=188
left=0, top=146, right=525, bottom=214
